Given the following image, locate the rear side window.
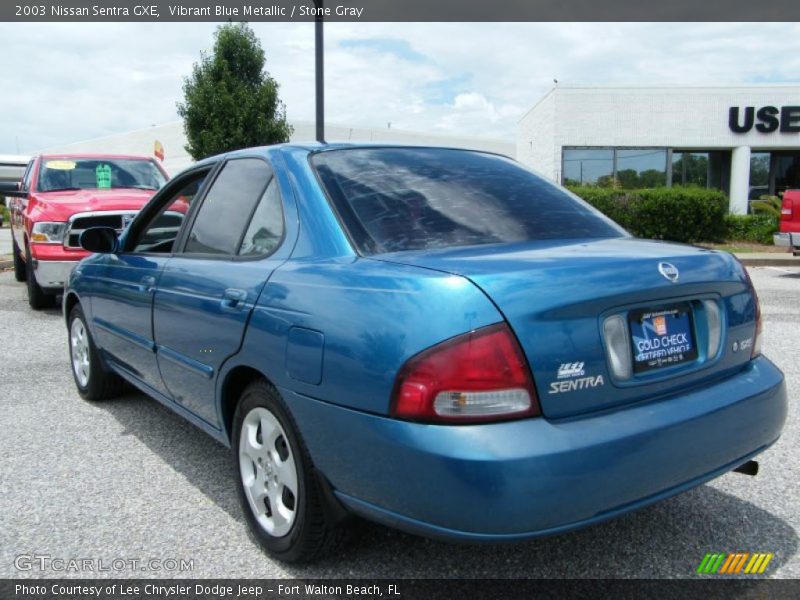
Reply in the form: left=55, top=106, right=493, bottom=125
left=184, top=158, right=272, bottom=255
left=238, top=179, right=284, bottom=257
left=312, top=148, right=626, bottom=255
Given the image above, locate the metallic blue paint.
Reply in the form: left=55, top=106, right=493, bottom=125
left=281, top=356, right=786, bottom=538
left=66, top=143, right=789, bottom=542
left=373, top=238, right=757, bottom=418
left=286, top=327, right=325, bottom=385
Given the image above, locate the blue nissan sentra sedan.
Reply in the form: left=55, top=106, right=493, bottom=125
left=64, top=144, right=787, bottom=562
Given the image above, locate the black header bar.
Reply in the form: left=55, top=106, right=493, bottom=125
left=5, top=0, right=800, bottom=22
left=4, top=579, right=800, bottom=600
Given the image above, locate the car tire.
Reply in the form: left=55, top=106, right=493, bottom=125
left=68, top=304, right=124, bottom=401
left=12, top=237, right=26, bottom=282
left=24, top=243, right=56, bottom=310
left=233, top=380, right=344, bottom=563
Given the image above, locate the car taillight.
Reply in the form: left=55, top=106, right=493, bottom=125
left=391, top=323, right=540, bottom=423
left=781, top=196, right=793, bottom=221
left=742, top=266, right=763, bottom=359
left=752, top=287, right=763, bottom=359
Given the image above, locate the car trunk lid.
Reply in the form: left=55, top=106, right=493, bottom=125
left=373, top=237, right=758, bottom=418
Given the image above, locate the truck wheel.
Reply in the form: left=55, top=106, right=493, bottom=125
left=12, top=237, right=26, bottom=282
left=68, top=304, right=123, bottom=401
left=233, top=380, right=344, bottom=563
left=24, top=243, right=56, bottom=310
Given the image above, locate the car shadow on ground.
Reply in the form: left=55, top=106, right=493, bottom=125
left=96, top=390, right=798, bottom=578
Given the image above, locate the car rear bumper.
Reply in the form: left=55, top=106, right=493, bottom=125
left=775, top=232, right=800, bottom=249
left=283, top=355, right=787, bottom=541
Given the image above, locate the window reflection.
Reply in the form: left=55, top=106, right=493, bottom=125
left=616, top=149, right=667, bottom=188
left=562, top=149, right=613, bottom=186
left=672, top=152, right=709, bottom=188
left=774, top=153, right=800, bottom=195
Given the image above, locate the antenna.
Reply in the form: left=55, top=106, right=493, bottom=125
left=314, top=0, right=325, bottom=143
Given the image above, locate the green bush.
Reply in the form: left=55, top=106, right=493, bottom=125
left=567, top=186, right=729, bottom=243
left=725, top=214, right=777, bottom=245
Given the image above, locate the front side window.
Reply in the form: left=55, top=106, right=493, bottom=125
left=38, top=158, right=166, bottom=192
left=312, top=148, right=625, bottom=255
left=184, top=158, right=272, bottom=256
left=21, top=161, right=34, bottom=191
left=129, top=173, right=207, bottom=254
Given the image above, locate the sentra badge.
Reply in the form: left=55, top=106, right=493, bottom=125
left=549, top=375, right=604, bottom=394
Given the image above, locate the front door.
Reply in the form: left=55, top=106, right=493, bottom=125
left=90, top=169, right=209, bottom=395
left=153, top=157, right=287, bottom=427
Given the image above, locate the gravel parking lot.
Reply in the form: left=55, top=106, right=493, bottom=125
left=0, top=265, right=797, bottom=579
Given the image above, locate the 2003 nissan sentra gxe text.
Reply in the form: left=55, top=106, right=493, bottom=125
left=63, top=144, right=788, bottom=562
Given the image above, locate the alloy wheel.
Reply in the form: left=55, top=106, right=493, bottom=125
left=70, top=317, right=91, bottom=387
left=239, top=407, right=299, bottom=537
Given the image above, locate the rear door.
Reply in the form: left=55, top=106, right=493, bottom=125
left=153, top=157, right=287, bottom=427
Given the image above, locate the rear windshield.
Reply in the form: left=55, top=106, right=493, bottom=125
left=311, top=148, right=626, bottom=255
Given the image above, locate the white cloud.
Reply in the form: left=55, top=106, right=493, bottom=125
left=1, top=22, right=799, bottom=153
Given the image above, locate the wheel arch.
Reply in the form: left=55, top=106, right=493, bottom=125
left=219, top=365, right=275, bottom=445
left=63, top=291, right=81, bottom=326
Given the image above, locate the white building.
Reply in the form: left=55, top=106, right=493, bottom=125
left=38, top=120, right=514, bottom=176
left=518, top=85, right=800, bottom=214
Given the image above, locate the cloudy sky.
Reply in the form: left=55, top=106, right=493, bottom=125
left=2, top=21, right=800, bottom=154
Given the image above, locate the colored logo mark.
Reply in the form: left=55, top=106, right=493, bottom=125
left=696, top=552, right=773, bottom=574
left=653, top=315, right=667, bottom=336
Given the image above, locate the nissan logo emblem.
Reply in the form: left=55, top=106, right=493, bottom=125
left=658, top=262, right=679, bottom=283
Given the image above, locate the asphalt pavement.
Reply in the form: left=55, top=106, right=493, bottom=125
left=0, top=266, right=798, bottom=579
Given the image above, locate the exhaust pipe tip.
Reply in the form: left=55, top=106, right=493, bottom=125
left=733, top=460, right=759, bottom=476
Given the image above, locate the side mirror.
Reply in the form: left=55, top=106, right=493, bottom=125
left=79, top=227, right=118, bottom=254
left=0, top=181, right=27, bottom=198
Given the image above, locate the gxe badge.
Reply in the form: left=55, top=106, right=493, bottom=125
left=658, top=262, right=679, bottom=283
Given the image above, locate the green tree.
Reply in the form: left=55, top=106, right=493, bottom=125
left=177, top=22, right=293, bottom=160
left=615, top=169, right=639, bottom=189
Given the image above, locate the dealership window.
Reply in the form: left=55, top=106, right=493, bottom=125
left=562, top=149, right=614, bottom=186
left=773, top=153, right=800, bottom=196
left=562, top=147, right=666, bottom=188
left=616, top=149, right=667, bottom=188
left=749, top=152, right=771, bottom=199
left=562, top=147, right=737, bottom=192
left=672, top=152, right=709, bottom=188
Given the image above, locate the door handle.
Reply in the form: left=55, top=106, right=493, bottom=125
left=221, top=288, right=248, bottom=310
left=140, top=275, right=156, bottom=292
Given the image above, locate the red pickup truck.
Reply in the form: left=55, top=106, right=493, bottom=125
left=776, top=190, right=800, bottom=256
left=0, top=154, right=167, bottom=309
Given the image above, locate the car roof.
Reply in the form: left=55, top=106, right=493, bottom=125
left=221, top=141, right=509, bottom=159
left=176, top=143, right=513, bottom=176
